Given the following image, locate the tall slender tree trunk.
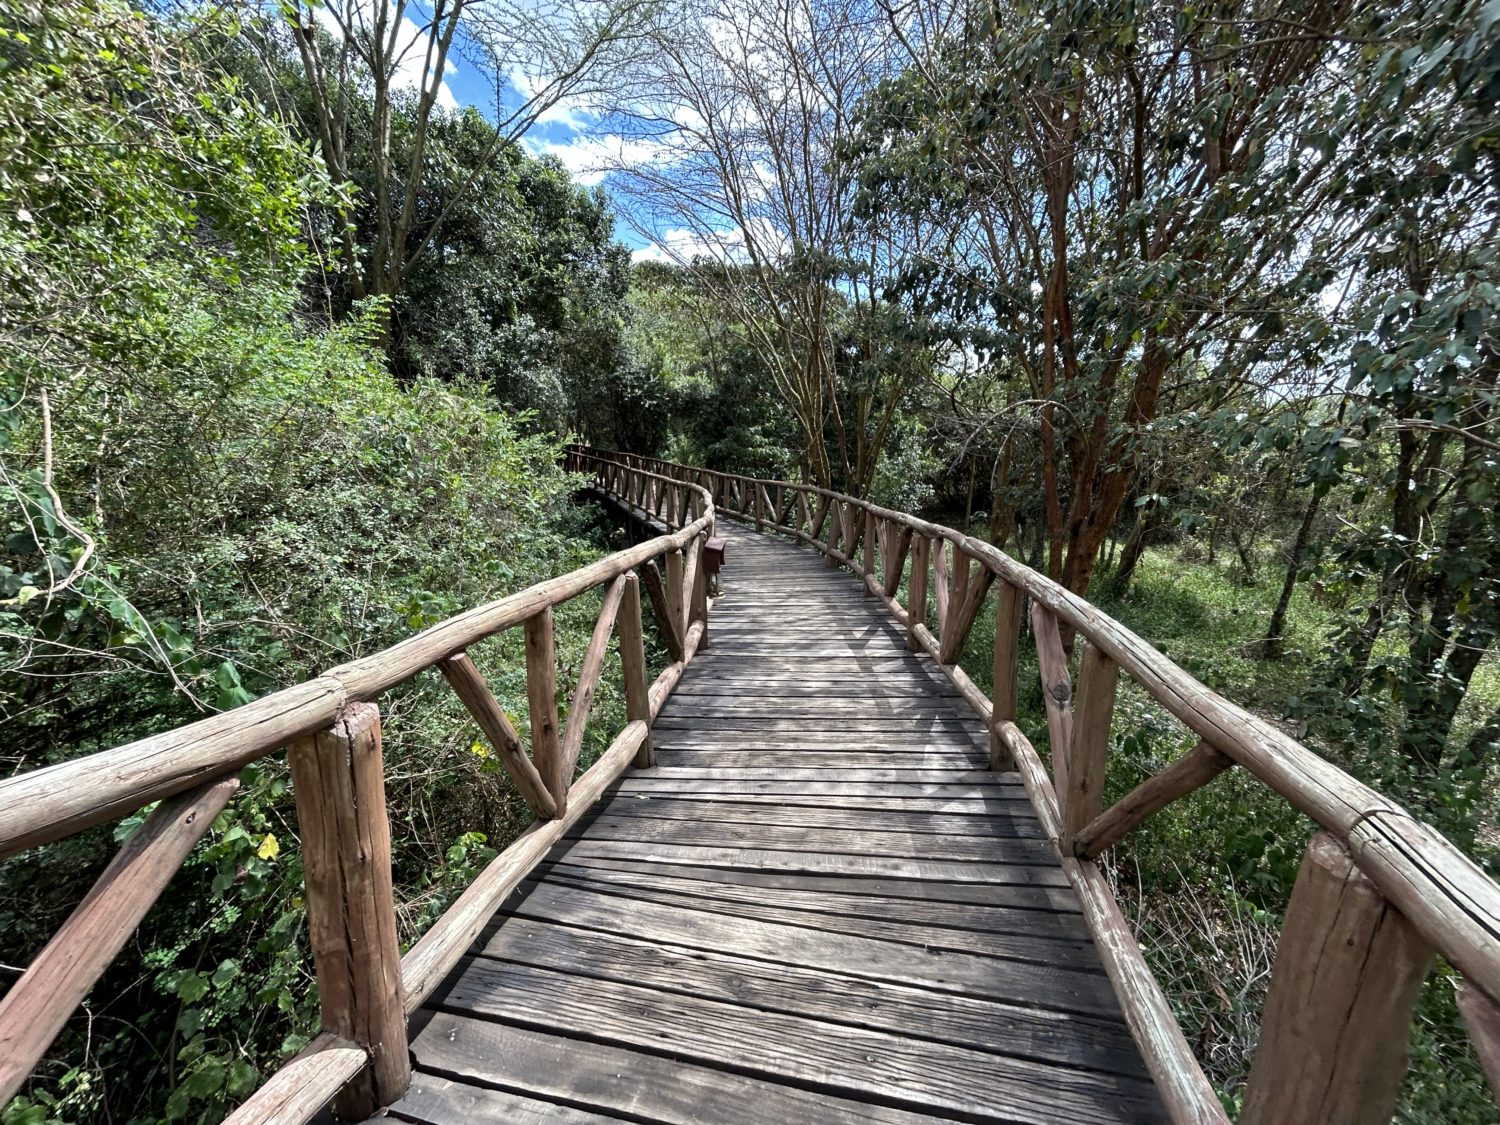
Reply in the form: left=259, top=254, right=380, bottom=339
left=1262, top=488, right=1323, bottom=659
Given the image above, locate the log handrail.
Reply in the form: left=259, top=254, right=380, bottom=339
left=0, top=454, right=714, bottom=1118
left=570, top=444, right=1500, bottom=1122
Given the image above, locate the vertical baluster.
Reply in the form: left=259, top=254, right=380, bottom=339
left=1065, top=642, right=1118, bottom=849
left=882, top=524, right=912, bottom=599
left=289, top=704, right=409, bottom=1119
left=1031, top=604, right=1074, bottom=801
left=990, top=580, right=1022, bottom=771
left=907, top=535, right=930, bottom=652
left=692, top=535, right=710, bottom=648
left=618, top=573, right=654, bottom=767
left=1241, top=832, right=1433, bottom=1125
left=665, top=548, right=686, bottom=641
left=862, top=510, right=876, bottom=592
left=933, top=539, right=950, bottom=632
left=524, top=608, right=565, bottom=814
left=824, top=498, right=843, bottom=566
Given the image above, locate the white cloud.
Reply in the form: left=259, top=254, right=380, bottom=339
left=523, top=133, right=671, bottom=186
left=507, top=68, right=596, bottom=131
left=632, top=227, right=733, bottom=264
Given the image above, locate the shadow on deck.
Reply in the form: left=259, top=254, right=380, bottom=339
left=384, top=527, right=1166, bottom=1124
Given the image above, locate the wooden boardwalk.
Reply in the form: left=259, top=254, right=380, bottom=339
left=384, top=525, right=1167, bottom=1124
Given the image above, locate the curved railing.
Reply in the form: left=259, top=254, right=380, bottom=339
left=0, top=459, right=715, bottom=1121
left=570, top=445, right=1500, bottom=1125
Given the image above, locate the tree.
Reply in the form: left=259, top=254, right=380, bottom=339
left=851, top=0, right=1358, bottom=597
left=256, top=0, right=653, bottom=334
left=605, top=0, right=926, bottom=495
left=388, top=107, right=633, bottom=411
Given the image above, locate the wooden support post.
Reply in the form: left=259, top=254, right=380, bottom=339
left=289, top=704, right=409, bottom=1119
left=524, top=608, right=566, bottom=815
left=1065, top=642, right=1118, bottom=850
left=824, top=499, right=842, bottom=566
left=990, top=580, right=1022, bottom=772
left=862, top=510, right=876, bottom=591
left=664, top=547, right=686, bottom=641
left=810, top=495, right=831, bottom=538
left=938, top=557, right=994, bottom=665
left=1073, top=741, right=1233, bottom=858
left=933, top=539, right=950, bottom=631
left=1241, top=832, right=1434, bottom=1125
left=1457, top=980, right=1500, bottom=1108
left=907, top=535, right=930, bottom=653
left=0, top=778, right=239, bottom=1107
left=1032, top=603, right=1074, bottom=802
left=640, top=560, right=683, bottom=661
left=438, top=654, right=557, bottom=818
left=680, top=538, right=700, bottom=631
left=882, top=525, right=913, bottom=599
left=558, top=576, right=627, bottom=777
left=618, top=573, right=654, bottom=768
left=691, top=537, right=710, bottom=649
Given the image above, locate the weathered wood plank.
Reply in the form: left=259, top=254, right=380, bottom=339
left=551, top=837, right=1072, bottom=888
left=428, top=962, right=1157, bottom=1123
left=289, top=704, right=408, bottom=1118
left=567, top=812, right=1059, bottom=867
left=381, top=1071, right=619, bottom=1124
left=546, top=853, right=1081, bottom=909
left=1241, top=832, right=1433, bottom=1125
left=533, top=869, right=1090, bottom=952
left=474, top=920, right=1137, bottom=1071
left=411, top=1015, right=950, bottom=1125
left=541, top=860, right=1078, bottom=922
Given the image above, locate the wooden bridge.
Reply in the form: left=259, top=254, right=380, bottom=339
left=1, top=447, right=1498, bottom=1124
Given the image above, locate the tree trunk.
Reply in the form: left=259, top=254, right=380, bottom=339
left=1262, top=489, right=1323, bottom=660
left=1228, top=527, right=1257, bottom=584
left=1110, top=505, right=1160, bottom=593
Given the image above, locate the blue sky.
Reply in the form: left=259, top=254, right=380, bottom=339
left=312, top=1, right=663, bottom=259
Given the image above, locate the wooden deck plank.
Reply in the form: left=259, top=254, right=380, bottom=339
left=405, top=1017, right=950, bottom=1124
left=471, top=922, right=1140, bottom=1069
left=380, top=1072, right=623, bottom=1123
left=426, top=963, right=1161, bottom=1124
left=485, top=880, right=1111, bottom=1007
left=401, top=523, right=1168, bottom=1123
left=579, top=795, right=1041, bottom=834
left=540, top=854, right=1084, bottom=909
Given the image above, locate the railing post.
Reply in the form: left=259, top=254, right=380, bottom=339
left=906, top=534, right=929, bottom=652
left=288, top=703, right=409, bottom=1119
left=1031, top=604, right=1075, bottom=802
left=862, top=509, right=876, bottom=592
left=824, top=498, right=842, bottom=566
left=990, top=580, right=1022, bottom=771
left=1065, top=642, right=1118, bottom=850
left=1241, top=832, right=1434, bottom=1125
left=524, top=608, right=566, bottom=815
left=619, top=573, right=654, bottom=767
left=665, top=547, right=686, bottom=641
left=691, top=535, right=710, bottom=649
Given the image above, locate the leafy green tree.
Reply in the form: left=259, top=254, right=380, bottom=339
left=0, top=5, right=605, bottom=1121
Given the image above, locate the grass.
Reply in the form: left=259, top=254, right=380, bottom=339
left=909, top=531, right=1500, bottom=1123
left=754, top=518, right=1497, bottom=1120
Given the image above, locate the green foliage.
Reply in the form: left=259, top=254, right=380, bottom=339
left=0, top=3, right=608, bottom=1121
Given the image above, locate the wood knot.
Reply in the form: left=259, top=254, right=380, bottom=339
left=1050, top=682, right=1071, bottom=704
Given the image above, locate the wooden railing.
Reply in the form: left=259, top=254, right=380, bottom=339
left=0, top=461, right=714, bottom=1122
left=569, top=445, right=1500, bottom=1125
